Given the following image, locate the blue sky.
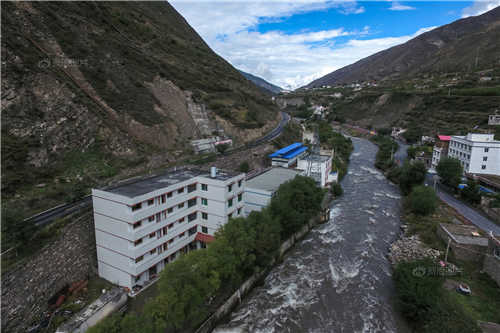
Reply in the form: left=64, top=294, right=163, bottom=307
left=172, top=1, right=500, bottom=89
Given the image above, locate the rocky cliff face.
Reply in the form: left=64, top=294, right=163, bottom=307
left=1, top=2, right=278, bottom=209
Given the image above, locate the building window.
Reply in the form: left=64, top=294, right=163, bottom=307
left=169, top=239, right=174, bottom=244
left=132, top=203, right=142, bottom=212
left=178, top=203, right=184, bottom=209
left=201, top=184, right=208, bottom=191
left=163, top=227, right=168, bottom=235
left=148, top=216, right=155, bottom=222
left=201, top=198, right=208, bottom=206
left=228, top=184, right=233, bottom=192
left=228, top=213, right=233, bottom=219
left=188, top=226, right=197, bottom=236
left=148, top=199, right=154, bottom=206
left=168, top=223, right=174, bottom=229
left=149, top=232, right=155, bottom=239
left=237, top=208, right=242, bottom=215
left=484, top=147, right=489, bottom=152
left=238, top=193, right=242, bottom=202
left=482, top=165, right=486, bottom=170
left=133, top=221, right=142, bottom=229
left=150, top=248, right=156, bottom=255
left=179, top=232, right=185, bottom=238
left=179, top=217, right=185, bottom=223
left=188, top=198, right=197, bottom=207
left=238, top=180, right=242, bottom=187
left=228, top=198, right=233, bottom=207
left=167, top=192, right=173, bottom=198
left=483, top=156, right=488, bottom=161
left=167, top=207, right=173, bottom=214
left=188, top=184, right=197, bottom=193
left=202, top=226, right=208, bottom=233
left=202, top=212, right=208, bottom=220
left=161, top=195, right=166, bottom=204
left=135, top=274, right=141, bottom=282
left=156, top=213, right=161, bottom=222
left=163, top=243, right=168, bottom=251
left=188, top=212, right=197, bottom=222
left=135, top=256, right=143, bottom=263
left=178, top=188, right=184, bottom=194
left=134, top=238, right=143, bottom=246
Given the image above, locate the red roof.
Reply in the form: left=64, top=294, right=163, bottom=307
left=195, top=232, right=215, bottom=243
left=437, top=135, right=451, bottom=141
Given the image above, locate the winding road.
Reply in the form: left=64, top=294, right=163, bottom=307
left=23, top=112, right=290, bottom=228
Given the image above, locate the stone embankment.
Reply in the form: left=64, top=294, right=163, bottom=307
left=388, top=225, right=441, bottom=265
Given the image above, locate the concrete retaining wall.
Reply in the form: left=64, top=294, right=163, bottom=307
left=195, top=215, right=323, bottom=333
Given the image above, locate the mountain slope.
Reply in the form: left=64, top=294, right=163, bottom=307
left=306, top=6, right=500, bottom=87
left=239, top=70, right=284, bottom=94
left=1, top=2, right=278, bottom=203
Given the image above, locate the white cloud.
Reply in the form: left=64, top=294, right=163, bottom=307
left=171, top=1, right=434, bottom=90
left=388, top=1, right=415, bottom=11
left=461, top=0, right=500, bottom=17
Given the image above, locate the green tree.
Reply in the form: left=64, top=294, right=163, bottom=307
left=239, top=161, right=250, bottom=173
left=156, top=249, right=221, bottom=329
left=216, top=143, right=230, bottom=154
left=436, top=157, right=463, bottom=188
left=460, top=180, right=482, bottom=205
left=331, top=183, right=343, bottom=197
left=399, top=161, right=427, bottom=195
left=269, top=175, right=324, bottom=239
left=246, top=210, right=281, bottom=268
left=408, top=185, right=437, bottom=216
left=1, top=204, right=33, bottom=251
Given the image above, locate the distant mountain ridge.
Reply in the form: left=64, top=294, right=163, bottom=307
left=239, top=70, right=284, bottom=94
left=306, top=6, right=500, bottom=87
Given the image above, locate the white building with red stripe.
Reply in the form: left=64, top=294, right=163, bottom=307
left=92, top=167, right=244, bottom=290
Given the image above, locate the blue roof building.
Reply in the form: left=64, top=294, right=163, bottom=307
left=269, top=143, right=308, bottom=167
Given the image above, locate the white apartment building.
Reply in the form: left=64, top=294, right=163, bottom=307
left=244, top=167, right=302, bottom=216
left=92, top=167, right=245, bottom=290
left=448, top=133, right=500, bottom=175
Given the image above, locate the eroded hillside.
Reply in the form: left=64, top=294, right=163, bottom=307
left=1, top=1, right=278, bottom=213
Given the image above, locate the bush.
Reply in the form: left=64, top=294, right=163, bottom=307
left=408, top=185, right=437, bottom=215
left=393, top=259, right=442, bottom=325
left=460, top=180, right=482, bottom=205
left=331, top=183, right=343, bottom=197
left=399, top=161, right=427, bottom=195
left=437, top=157, right=462, bottom=189
left=393, top=259, right=481, bottom=333
left=238, top=161, right=250, bottom=173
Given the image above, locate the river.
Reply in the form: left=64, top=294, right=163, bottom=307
left=214, top=137, right=410, bottom=333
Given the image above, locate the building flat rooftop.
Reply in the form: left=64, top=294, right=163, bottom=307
left=440, top=223, right=489, bottom=246
left=300, top=153, right=330, bottom=162
left=105, top=167, right=240, bottom=198
left=246, top=167, right=302, bottom=193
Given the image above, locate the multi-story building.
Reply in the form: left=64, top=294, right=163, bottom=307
left=92, top=167, right=245, bottom=290
left=296, top=151, right=334, bottom=188
left=431, top=135, right=451, bottom=169
left=448, top=133, right=500, bottom=175
left=244, top=167, right=302, bottom=216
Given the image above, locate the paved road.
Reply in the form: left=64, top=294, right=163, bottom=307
left=25, top=112, right=290, bottom=227
left=425, top=175, right=500, bottom=235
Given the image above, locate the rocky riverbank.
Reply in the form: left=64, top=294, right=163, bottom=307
left=388, top=231, right=441, bottom=265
